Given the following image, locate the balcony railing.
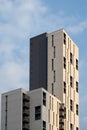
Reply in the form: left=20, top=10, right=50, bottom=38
left=23, top=109, right=29, bottom=116
left=23, top=117, right=29, bottom=123
left=23, top=95, right=30, bottom=102
left=23, top=102, right=30, bottom=109
left=23, top=124, right=29, bottom=130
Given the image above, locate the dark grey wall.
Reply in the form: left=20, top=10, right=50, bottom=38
left=30, top=33, right=48, bottom=90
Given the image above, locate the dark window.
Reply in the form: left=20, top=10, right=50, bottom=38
left=43, top=121, right=46, bottom=130
left=43, top=92, right=46, bottom=106
left=64, top=57, right=66, bottom=69
left=64, top=33, right=66, bottom=44
left=76, top=81, right=78, bottom=92
left=64, top=82, right=66, bottom=93
left=64, top=107, right=66, bottom=119
left=54, top=70, right=56, bottom=82
left=52, top=83, right=54, bottom=95
left=76, top=127, right=79, bottom=130
left=70, top=123, right=73, bottom=130
left=76, top=104, right=79, bottom=115
left=70, top=76, right=73, bottom=87
left=52, top=35, right=54, bottom=46
left=70, top=52, right=73, bottom=64
left=54, top=46, right=56, bottom=58
left=76, top=59, right=78, bottom=70
left=70, top=99, right=73, bottom=111
left=52, top=59, right=54, bottom=70
left=35, top=106, right=41, bottom=120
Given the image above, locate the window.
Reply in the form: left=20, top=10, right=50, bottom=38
left=43, top=121, right=46, bottom=130
left=70, top=99, right=73, bottom=111
left=70, top=123, right=73, bottom=130
left=54, top=46, right=56, bottom=58
left=54, top=70, right=56, bottom=82
left=76, top=59, right=78, bottom=70
left=64, top=57, right=66, bottom=69
left=52, top=83, right=54, bottom=95
left=76, top=104, right=79, bottom=115
left=76, top=81, right=78, bottom=92
left=35, top=106, right=41, bottom=120
left=70, top=52, right=73, bottom=64
left=64, top=33, right=66, bottom=44
left=52, top=59, right=54, bottom=70
left=76, top=127, right=79, bottom=130
left=43, top=92, right=46, bottom=106
left=70, top=76, right=73, bottom=87
left=64, top=107, right=66, bottom=119
left=52, top=35, right=54, bottom=46
left=64, top=82, right=66, bottom=93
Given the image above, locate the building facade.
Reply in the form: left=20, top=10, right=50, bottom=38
left=1, top=88, right=30, bottom=130
left=1, top=88, right=64, bottom=130
left=30, top=29, right=79, bottom=130
left=1, top=29, right=79, bottom=130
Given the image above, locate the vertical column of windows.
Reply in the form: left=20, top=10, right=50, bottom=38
left=22, top=94, right=30, bottom=130
left=70, top=76, right=73, bottom=87
left=76, top=104, right=79, bottom=115
left=64, top=82, right=66, bottom=94
left=64, top=33, right=66, bottom=45
left=70, top=52, right=73, bottom=64
left=63, top=33, right=67, bottom=98
left=54, top=70, right=56, bottom=82
left=43, top=92, right=46, bottom=106
left=64, top=57, right=66, bottom=69
left=76, top=81, right=78, bottom=92
left=70, top=99, right=73, bottom=111
left=70, top=123, right=73, bottom=130
left=54, top=46, right=56, bottom=58
left=52, top=83, right=54, bottom=95
left=76, top=59, right=78, bottom=70
left=51, top=35, right=56, bottom=95
left=52, top=59, right=54, bottom=71
left=52, top=35, right=54, bottom=47
left=43, top=121, right=46, bottom=130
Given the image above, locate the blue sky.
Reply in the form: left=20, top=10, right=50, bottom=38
left=0, top=0, right=87, bottom=129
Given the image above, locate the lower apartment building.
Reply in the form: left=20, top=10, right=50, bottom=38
left=1, top=88, right=66, bottom=130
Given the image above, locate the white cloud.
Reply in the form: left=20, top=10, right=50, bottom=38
left=0, top=62, right=29, bottom=89
left=68, top=20, right=87, bottom=34
left=0, top=0, right=48, bottom=92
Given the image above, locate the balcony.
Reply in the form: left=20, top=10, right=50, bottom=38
left=59, top=124, right=64, bottom=129
left=59, top=120, right=64, bottom=125
left=23, top=117, right=29, bottom=123
left=23, top=95, right=30, bottom=102
left=23, top=109, right=29, bottom=116
left=23, top=102, right=29, bottom=109
left=23, top=124, right=29, bottom=130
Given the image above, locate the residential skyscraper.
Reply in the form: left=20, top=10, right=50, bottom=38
left=30, top=29, right=79, bottom=130
left=1, top=29, right=79, bottom=130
